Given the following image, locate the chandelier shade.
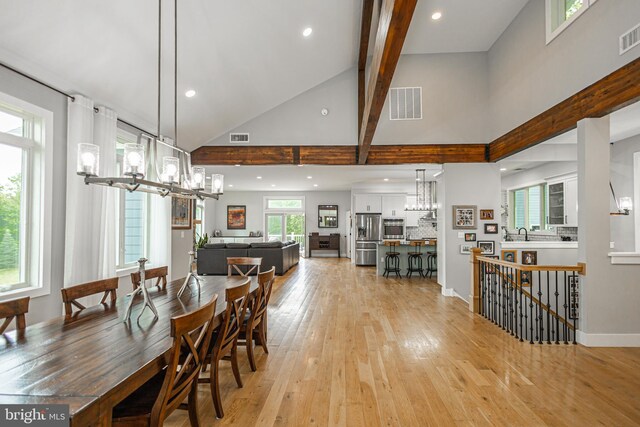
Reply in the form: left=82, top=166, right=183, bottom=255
left=77, top=143, right=100, bottom=177
left=123, top=143, right=145, bottom=178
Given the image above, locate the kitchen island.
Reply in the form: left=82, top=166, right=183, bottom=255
left=376, top=241, right=437, bottom=276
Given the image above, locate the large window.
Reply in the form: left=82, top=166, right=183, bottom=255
left=264, top=197, right=305, bottom=253
left=546, top=0, right=596, bottom=43
left=510, top=184, right=546, bottom=231
left=0, top=93, right=52, bottom=299
left=116, top=130, right=149, bottom=269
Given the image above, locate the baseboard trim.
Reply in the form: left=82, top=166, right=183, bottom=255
left=441, top=287, right=454, bottom=297
left=577, top=331, right=640, bottom=347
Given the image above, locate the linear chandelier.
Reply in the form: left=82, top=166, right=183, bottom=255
left=405, top=169, right=437, bottom=216
left=76, top=0, right=222, bottom=200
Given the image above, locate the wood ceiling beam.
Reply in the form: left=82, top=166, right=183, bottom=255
left=358, top=0, right=418, bottom=165
left=489, top=56, right=640, bottom=162
left=358, top=0, right=375, bottom=136
left=366, top=144, right=488, bottom=164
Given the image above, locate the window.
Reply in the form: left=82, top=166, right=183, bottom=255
left=266, top=198, right=304, bottom=210
left=0, top=93, right=53, bottom=299
left=546, top=0, right=596, bottom=43
left=116, top=130, right=150, bottom=269
left=194, top=199, right=205, bottom=238
left=510, top=184, right=546, bottom=231
left=264, top=197, right=305, bottom=253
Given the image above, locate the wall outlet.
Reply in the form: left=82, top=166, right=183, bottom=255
left=458, top=232, right=464, bottom=238
left=610, top=241, right=615, bottom=249
left=181, top=231, right=185, bottom=238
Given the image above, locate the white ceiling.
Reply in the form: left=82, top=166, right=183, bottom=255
left=0, top=0, right=529, bottom=151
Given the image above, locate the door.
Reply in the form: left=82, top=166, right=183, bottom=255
left=265, top=213, right=305, bottom=253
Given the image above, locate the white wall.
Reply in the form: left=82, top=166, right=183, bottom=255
left=610, top=134, right=640, bottom=252
left=207, top=190, right=351, bottom=257
left=488, top=0, right=640, bottom=141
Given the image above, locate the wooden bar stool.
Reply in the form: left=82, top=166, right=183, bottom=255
left=425, top=252, right=438, bottom=279
left=383, top=240, right=401, bottom=278
left=406, top=240, right=425, bottom=278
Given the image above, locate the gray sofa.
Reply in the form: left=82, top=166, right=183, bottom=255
left=197, top=241, right=300, bottom=276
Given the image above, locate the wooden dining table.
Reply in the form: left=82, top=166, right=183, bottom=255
left=0, top=275, right=258, bottom=426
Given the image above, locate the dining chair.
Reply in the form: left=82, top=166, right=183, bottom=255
left=131, top=266, right=168, bottom=291
left=200, top=278, right=251, bottom=419
left=227, top=257, right=262, bottom=277
left=61, top=278, right=118, bottom=316
left=112, top=296, right=218, bottom=427
left=239, top=267, right=275, bottom=371
left=0, top=296, right=30, bottom=334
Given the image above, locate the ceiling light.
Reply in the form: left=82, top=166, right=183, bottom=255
left=257, top=176, right=262, bottom=180
left=235, top=164, right=240, bottom=167
left=307, top=176, right=312, bottom=179
left=228, top=184, right=233, bottom=187
left=433, top=171, right=443, bottom=178
left=500, top=167, right=507, bottom=172
left=271, top=184, right=276, bottom=187
left=185, top=89, right=196, bottom=98
left=298, top=164, right=304, bottom=167
left=384, top=178, right=389, bottom=181
left=431, top=11, right=442, bottom=20
left=302, top=27, right=313, bottom=37
left=313, top=184, right=318, bottom=187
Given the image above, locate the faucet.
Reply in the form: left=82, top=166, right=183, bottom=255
left=517, top=227, right=529, bottom=241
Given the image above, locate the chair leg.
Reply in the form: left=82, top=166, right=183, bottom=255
left=231, top=343, right=243, bottom=388
left=188, top=380, right=200, bottom=427
left=210, top=360, right=224, bottom=419
left=395, top=256, right=401, bottom=278
left=258, top=322, right=269, bottom=354
left=246, top=328, right=257, bottom=372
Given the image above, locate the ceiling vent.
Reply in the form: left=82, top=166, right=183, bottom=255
left=389, top=87, right=422, bottom=120
left=229, top=133, right=249, bottom=143
left=620, top=23, right=640, bottom=55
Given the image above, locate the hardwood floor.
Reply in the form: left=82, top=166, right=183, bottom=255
left=165, top=258, right=640, bottom=426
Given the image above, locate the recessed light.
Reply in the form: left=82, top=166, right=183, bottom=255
left=228, top=184, right=233, bottom=187
left=500, top=168, right=507, bottom=172
left=384, top=178, right=389, bottom=182
left=298, top=164, right=304, bottom=167
left=234, top=164, right=240, bottom=167
left=431, top=11, right=442, bottom=20
left=271, top=184, right=276, bottom=187
left=313, top=184, right=318, bottom=187
left=302, top=27, right=313, bottom=37
left=185, top=89, right=196, bottom=98
left=307, top=176, right=312, bottom=179
left=257, top=176, right=262, bottom=180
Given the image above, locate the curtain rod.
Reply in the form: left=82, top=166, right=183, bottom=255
left=0, top=60, right=159, bottom=139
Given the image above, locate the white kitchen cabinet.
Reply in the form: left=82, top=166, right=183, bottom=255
left=546, top=175, right=577, bottom=226
left=405, top=196, right=420, bottom=227
left=564, top=177, right=578, bottom=226
left=354, top=194, right=382, bottom=213
left=382, top=195, right=406, bottom=218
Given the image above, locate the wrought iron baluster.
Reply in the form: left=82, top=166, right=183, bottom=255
left=537, top=270, right=543, bottom=344
left=555, top=271, right=560, bottom=344
left=545, top=271, right=551, bottom=344
left=572, top=273, right=578, bottom=345
left=519, top=274, right=524, bottom=342
left=563, top=272, right=569, bottom=344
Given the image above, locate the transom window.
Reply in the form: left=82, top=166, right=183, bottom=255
left=510, top=184, right=546, bottom=231
left=546, top=0, right=596, bottom=44
left=265, top=197, right=305, bottom=211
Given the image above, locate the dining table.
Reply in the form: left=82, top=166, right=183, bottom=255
left=0, top=274, right=258, bottom=426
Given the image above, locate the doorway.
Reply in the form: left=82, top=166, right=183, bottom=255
left=265, top=213, right=306, bottom=254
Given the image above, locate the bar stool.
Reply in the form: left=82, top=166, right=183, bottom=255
left=425, top=252, right=437, bottom=279
left=383, top=240, right=401, bottom=278
left=406, top=240, right=425, bottom=278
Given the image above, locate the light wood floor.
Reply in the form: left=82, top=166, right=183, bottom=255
left=165, top=258, right=640, bottom=426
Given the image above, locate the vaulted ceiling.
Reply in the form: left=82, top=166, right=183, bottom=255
left=0, top=0, right=527, bottom=151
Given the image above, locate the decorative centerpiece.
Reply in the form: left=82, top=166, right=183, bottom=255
left=123, top=258, right=159, bottom=322
left=178, top=251, right=201, bottom=298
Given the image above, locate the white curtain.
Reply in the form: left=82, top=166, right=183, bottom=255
left=64, top=95, right=118, bottom=287
left=148, top=136, right=173, bottom=280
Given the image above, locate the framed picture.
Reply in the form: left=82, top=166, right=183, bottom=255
left=464, top=233, right=476, bottom=242
left=480, top=209, right=494, bottom=220
left=452, top=205, right=477, bottom=229
left=171, top=197, right=192, bottom=229
left=477, top=240, right=495, bottom=255
left=460, top=244, right=473, bottom=254
left=501, top=250, right=517, bottom=263
left=521, top=250, right=537, bottom=265
left=227, top=205, right=246, bottom=230
left=484, top=223, right=499, bottom=234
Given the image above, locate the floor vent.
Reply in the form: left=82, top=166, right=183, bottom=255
left=620, top=23, right=640, bottom=55
left=389, top=87, right=422, bottom=120
left=229, top=133, right=249, bottom=143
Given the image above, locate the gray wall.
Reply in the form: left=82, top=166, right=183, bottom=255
left=488, top=0, right=640, bottom=140
left=0, top=67, right=67, bottom=324
left=610, top=134, right=640, bottom=252
left=207, top=191, right=351, bottom=256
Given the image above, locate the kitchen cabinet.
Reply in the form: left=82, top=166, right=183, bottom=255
left=354, top=194, right=382, bottom=213
left=405, top=196, right=421, bottom=227
left=547, top=176, right=577, bottom=226
left=382, top=195, right=406, bottom=218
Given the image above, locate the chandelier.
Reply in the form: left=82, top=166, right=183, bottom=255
left=76, top=0, right=222, bottom=200
left=405, top=169, right=437, bottom=216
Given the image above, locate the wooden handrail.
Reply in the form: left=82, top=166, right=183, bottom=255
left=477, top=256, right=585, bottom=275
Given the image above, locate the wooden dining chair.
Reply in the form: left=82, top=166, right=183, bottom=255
left=200, top=278, right=251, bottom=419
left=61, top=278, right=118, bottom=316
left=0, top=296, right=30, bottom=334
left=131, top=266, right=168, bottom=291
left=239, top=267, right=275, bottom=371
left=227, top=257, right=262, bottom=277
left=112, top=296, right=218, bottom=427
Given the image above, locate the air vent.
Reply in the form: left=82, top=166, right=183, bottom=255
left=389, top=87, right=422, bottom=120
left=620, top=23, right=640, bottom=55
left=229, top=133, right=249, bottom=143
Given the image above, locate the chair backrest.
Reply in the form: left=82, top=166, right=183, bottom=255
left=249, top=267, right=276, bottom=327
left=213, top=279, right=251, bottom=358
left=227, top=257, right=262, bottom=277
left=150, top=295, right=218, bottom=424
left=61, top=278, right=118, bottom=316
left=131, top=266, right=168, bottom=291
left=0, top=296, right=30, bottom=334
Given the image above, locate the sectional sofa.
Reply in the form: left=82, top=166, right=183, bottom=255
left=197, top=240, right=300, bottom=276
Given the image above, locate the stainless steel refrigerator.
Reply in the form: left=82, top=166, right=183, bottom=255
left=355, top=213, right=381, bottom=266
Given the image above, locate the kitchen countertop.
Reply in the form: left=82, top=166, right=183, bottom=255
left=501, top=241, right=578, bottom=249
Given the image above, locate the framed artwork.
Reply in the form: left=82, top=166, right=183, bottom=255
left=480, top=209, right=494, bottom=220
left=477, top=240, right=495, bottom=255
left=464, top=233, right=476, bottom=242
left=522, top=251, right=538, bottom=265
left=171, top=197, right=192, bottom=229
left=460, top=244, right=473, bottom=254
left=569, top=275, right=579, bottom=319
left=227, top=205, right=246, bottom=230
left=484, top=223, right=499, bottom=234
left=501, top=249, right=517, bottom=263
left=452, top=205, right=477, bottom=229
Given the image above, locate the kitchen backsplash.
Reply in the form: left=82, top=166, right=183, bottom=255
left=505, top=226, right=578, bottom=242
left=406, top=218, right=437, bottom=239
